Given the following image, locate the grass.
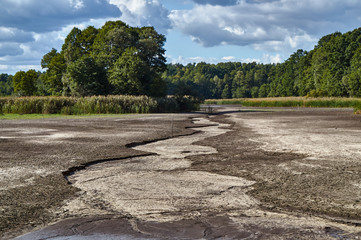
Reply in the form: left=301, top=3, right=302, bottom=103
left=205, top=97, right=361, bottom=113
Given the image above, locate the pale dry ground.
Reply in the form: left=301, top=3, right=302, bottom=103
left=62, top=118, right=257, bottom=222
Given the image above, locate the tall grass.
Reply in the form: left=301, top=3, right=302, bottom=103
left=204, top=97, right=361, bottom=113
left=0, top=95, right=198, bottom=115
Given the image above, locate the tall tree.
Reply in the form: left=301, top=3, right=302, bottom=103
left=64, top=56, right=107, bottom=96
left=13, top=70, right=38, bottom=96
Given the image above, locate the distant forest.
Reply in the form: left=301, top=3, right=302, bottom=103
left=1, top=24, right=361, bottom=99
left=164, top=27, right=361, bottom=99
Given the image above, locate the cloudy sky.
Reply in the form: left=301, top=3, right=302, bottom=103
left=1, top=0, right=361, bottom=74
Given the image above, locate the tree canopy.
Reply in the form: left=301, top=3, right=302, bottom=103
left=163, top=28, right=361, bottom=99
left=40, top=20, right=167, bottom=97
left=2, top=26, right=361, bottom=99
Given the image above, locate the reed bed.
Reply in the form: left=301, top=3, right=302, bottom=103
left=205, top=97, right=361, bottom=113
left=0, top=95, right=198, bottom=115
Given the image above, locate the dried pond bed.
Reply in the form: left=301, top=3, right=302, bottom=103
left=1, top=108, right=361, bottom=239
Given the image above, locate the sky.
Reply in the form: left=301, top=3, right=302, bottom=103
left=1, top=0, right=361, bottom=75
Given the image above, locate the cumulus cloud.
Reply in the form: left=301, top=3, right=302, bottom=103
left=169, top=0, right=361, bottom=52
left=262, top=54, right=282, bottom=64
left=0, top=27, right=34, bottom=43
left=0, top=0, right=121, bottom=74
left=0, top=43, right=24, bottom=57
left=0, top=0, right=120, bottom=33
left=167, top=54, right=260, bottom=65
left=109, top=0, right=171, bottom=33
left=192, top=0, right=239, bottom=6
left=222, top=56, right=236, bottom=61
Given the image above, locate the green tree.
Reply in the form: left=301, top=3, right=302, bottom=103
left=0, top=74, right=13, bottom=96
left=13, top=70, right=38, bottom=96
left=40, top=48, right=66, bottom=95
left=64, top=56, right=107, bottom=96
left=109, top=47, right=148, bottom=95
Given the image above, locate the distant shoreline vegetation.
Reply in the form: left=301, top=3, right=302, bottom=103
left=2, top=25, right=361, bottom=115
left=205, top=97, right=361, bottom=113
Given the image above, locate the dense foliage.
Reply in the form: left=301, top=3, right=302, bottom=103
left=0, top=74, right=13, bottom=96
left=163, top=28, right=361, bottom=99
left=12, top=21, right=167, bottom=97
left=2, top=26, right=361, bottom=102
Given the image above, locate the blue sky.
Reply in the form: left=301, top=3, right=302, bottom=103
left=1, top=0, right=361, bottom=74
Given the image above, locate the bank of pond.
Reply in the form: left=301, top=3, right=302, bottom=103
left=1, top=96, right=361, bottom=116
left=205, top=97, right=361, bottom=114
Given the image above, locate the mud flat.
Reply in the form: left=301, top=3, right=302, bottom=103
left=0, top=114, right=197, bottom=239
left=14, top=108, right=361, bottom=239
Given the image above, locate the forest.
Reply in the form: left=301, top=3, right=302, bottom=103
left=164, top=28, right=361, bottom=99
left=1, top=23, right=361, bottom=100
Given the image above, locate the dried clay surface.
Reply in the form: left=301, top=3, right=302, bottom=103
left=2, top=107, right=361, bottom=239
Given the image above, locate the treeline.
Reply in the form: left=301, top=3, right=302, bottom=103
left=2, top=26, right=361, bottom=101
left=0, top=74, right=13, bottom=96
left=163, top=27, right=361, bottom=99
left=11, top=20, right=167, bottom=98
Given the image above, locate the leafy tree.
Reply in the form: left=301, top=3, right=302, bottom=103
left=64, top=56, right=107, bottom=96
left=13, top=70, right=38, bottom=96
left=40, top=48, right=66, bottom=95
left=38, top=20, right=167, bottom=97
left=109, top=47, right=148, bottom=95
left=0, top=74, right=13, bottom=96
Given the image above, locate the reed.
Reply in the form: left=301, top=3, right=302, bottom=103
left=0, top=95, right=198, bottom=115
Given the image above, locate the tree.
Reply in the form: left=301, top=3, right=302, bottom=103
left=40, top=49, right=66, bottom=95
left=109, top=47, right=148, bottom=95
left=13, top=70, right=38, bottom=96
left=64, top=56, right=107, bottom=96
left=0, top=74, right=13, bottom=96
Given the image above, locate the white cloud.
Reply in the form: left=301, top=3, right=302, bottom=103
left=0, top=0, right=121, bottom=74
left=222, top=56, right=236, bottom=61
left=169, top=0, right=361, bottom=51
left=69, top=0, right=85, bottom=9
left=0, top=27, right=34, bottom=43
left=0, top=0, right=120, bottom=32
left=109, top=0, right=171, bottom=33
left=262, top=54, right=282, bottom=64
left=0, top=43, right=24, bottom=57
left=192, top=0, right=239, bottom=6
left=167, top=54, right=260, bottom=65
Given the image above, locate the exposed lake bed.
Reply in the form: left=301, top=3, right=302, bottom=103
left=2, top=107, right=361, bottom=239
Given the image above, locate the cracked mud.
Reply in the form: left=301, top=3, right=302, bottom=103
left=2, top=108, right=361, bottom=239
